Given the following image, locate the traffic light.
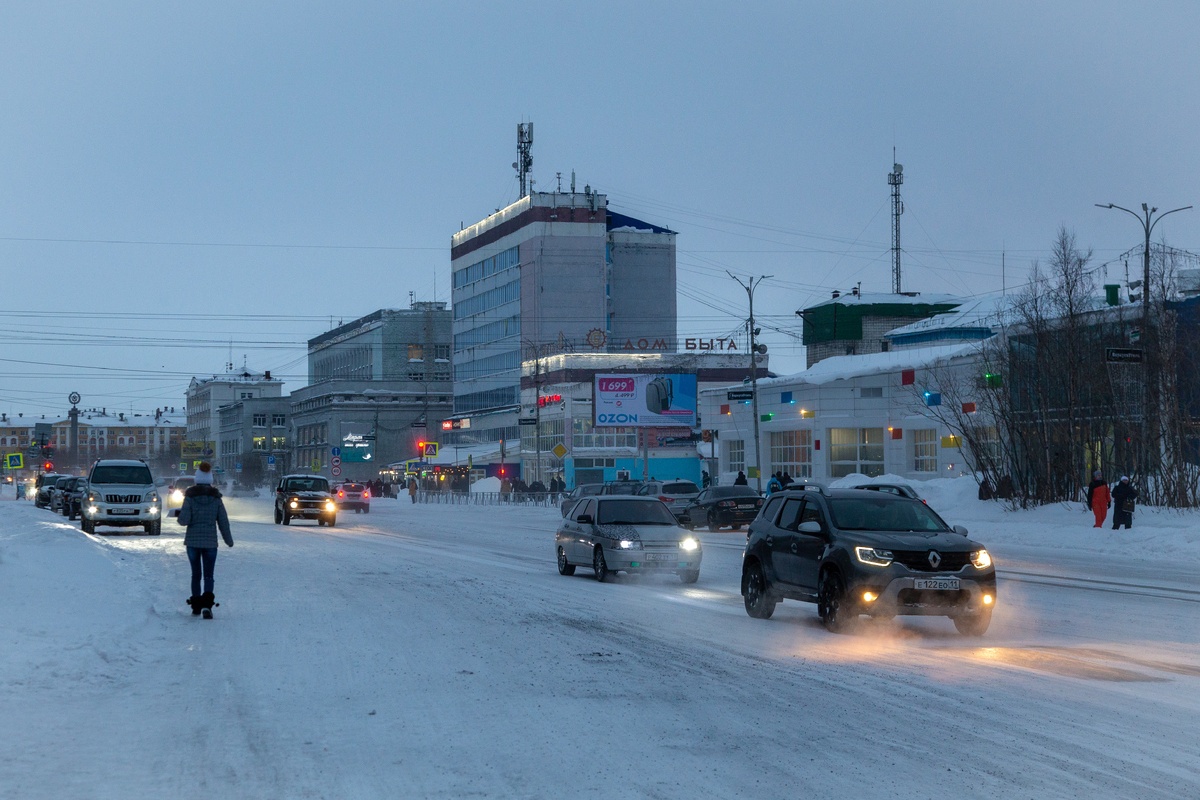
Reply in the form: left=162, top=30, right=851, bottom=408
left=43, top=461, right=54, bottom=471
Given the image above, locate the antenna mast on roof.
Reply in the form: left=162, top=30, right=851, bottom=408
left=514, top=122, right=533, bottom=198
left=888, top=153, right=904, bottom=294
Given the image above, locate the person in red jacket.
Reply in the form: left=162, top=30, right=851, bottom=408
left=1086, top=470, right=1110, bottom=528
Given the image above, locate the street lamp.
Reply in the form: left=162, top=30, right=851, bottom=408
left=728, top=272, right=772, bottom=493
left=1096, top=201, right=1191, bottom=479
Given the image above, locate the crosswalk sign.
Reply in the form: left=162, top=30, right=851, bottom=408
left=6, top=453, right=22, bottom=469
left=422, top=442, right=439, bottom=457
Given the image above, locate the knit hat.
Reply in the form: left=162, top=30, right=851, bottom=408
left=195, top=461, right=214, bottom=485
left=1093, top=470, right=1102, bottom=479
left=1119, top=475, right=1129, bottom=482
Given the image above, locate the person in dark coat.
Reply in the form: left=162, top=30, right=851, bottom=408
left=781, top=472, right=793, bottom=488
left=177, top=462, right=233, bottom=617
left=734, top=471, right=748, bottom=486
left=1086, top=470, right=1111, bottom=528
left=1111, top=476, right=1137, bottom=530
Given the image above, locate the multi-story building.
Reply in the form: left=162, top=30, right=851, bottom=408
left=0, top=409, right=186, bottom=478
left=798, top=288, right=961, bottom=367
left=216, top=397, right=291, bottom=481
left=186, top=370, right=284, bottom=454
left=447, top=188, right=677, bottom=451
left=289, top=303, right=453, bottom=481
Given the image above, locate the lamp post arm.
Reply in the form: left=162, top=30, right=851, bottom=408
left=1148, top=205, right=1193, bottom=238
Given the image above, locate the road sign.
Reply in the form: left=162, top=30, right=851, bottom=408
left=331, top=456, right=342, bottom=467
left=1106, top=347, right=1144, bottom=363
left=518, top=418, right=536, bottom=426
left=235, top=462, right=242, bottom=473
left=411, top=421, right=427, bottom=428
left=267, top=455, right=276, bottom=465
left=422, top=442, right=439, bottom=457
left=331, top=466, right=342, bottom=477
left=331, top=446, right=341, bottom=457
left=552, top=443, right=568, bottom=459
left=6, top=453, right=23, bottom=469
left=727, top=390, right=754, bottom=401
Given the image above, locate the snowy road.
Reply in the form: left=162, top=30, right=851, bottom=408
left=2, top=489, right=1198, bottom=799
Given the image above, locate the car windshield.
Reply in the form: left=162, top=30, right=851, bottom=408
left=829, top=497, right=949, bottom=532
left=285, top=477, right=330, bottom=493
left=90, top=465, right=153, bottom=485
left=711, top=486, right=759, bottom=498
left=596, top=499, right=678, bottom=526
left=343, top=484, right=365, bottom=492
left=663, top=482, right=700, bottom=495
left=604, top=483, right=641, bottom=495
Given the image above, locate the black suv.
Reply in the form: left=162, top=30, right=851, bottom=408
left=274, top=474, right=337, bottom=526
left=741, top=487, right=996, bottom=635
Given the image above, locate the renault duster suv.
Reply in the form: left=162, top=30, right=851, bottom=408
left=741, top=486, right=996, bottom=635
left=81, top=459, right=162, bottom=535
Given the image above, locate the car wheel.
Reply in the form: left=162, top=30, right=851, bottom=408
left=326, top=516, right=336, bottom=528
left=732, top=524, right=743, bottom=531
left=592, top=546, right=610, bottom=582
left=707, top=512, right=721, bottom=532
left=81, top=517, right=94, bottom=534
left=680, top=570, right=700, bottom=584
left=144, top=519, right=161, bottom=536
left=274, top=507, right=282, bottom=524
left=684, top=519, right=696, bottom=531
left=953, top=608, right=992, bottom=636
left=557, top=546, right=576, bottom=576
left=743, top=561, right=777, bottom=619
left=282, top=512, right=291, bottom=526
left=364, top=506, right=370, bottom=514
left=818, top=570, right=853, bottom=633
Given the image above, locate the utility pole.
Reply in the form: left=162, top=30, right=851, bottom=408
left=728, top=272, right=772, bottom=493
left=889, top=158, right=904, bottom=294
left=1096, top=202, right=1191, bottom=479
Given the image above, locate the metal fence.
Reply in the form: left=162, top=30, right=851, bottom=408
left=414, top=490, right=562, bottom=509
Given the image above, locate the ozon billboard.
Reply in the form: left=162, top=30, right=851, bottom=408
left=593, top=373, right=697, bottom=428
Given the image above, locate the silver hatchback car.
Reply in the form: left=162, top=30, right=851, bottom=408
left=556, top=495, right=702, bottom=584
left=636, top=479, right=701, bottom=520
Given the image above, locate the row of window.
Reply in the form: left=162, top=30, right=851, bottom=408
left=453, top=349, right=520, bottom=382
left=454, top=386, right=518, bottom=415
left=252, top=414, right=287, bottom=427
left=453, top=278, right=519, bottom=321
left=454, top=314, right=520, bottom=353
left=452, top=246, right=520, bottom=290
left=724, top=427, right=968, bottom=478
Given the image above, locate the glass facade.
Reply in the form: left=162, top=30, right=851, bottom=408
left=828, top=427, right=884, bottom=478
left=912, top=428, right=938, bottom=472
left=452, top=246, right=520, bottom=290
left=769, top=430, right=813, bottom=479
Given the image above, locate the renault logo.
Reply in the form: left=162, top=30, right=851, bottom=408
left=927, top=550, right=942, bottom=569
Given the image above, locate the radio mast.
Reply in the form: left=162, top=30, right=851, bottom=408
left=515, top=123, right=533, bottom=198
left=888, top=156, right=904, bottom=294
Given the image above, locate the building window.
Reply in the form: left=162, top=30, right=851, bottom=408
left=726, top=439, right=745, bottom=474
left=241, top=392, right=254, bottom=400
left=572, top=419, right=637, bottom=450
left=912, top=428, right=938, bottom=472
left=253, top=414, right=266, bottom=427
left=828, top=427, right=884, bottom=478
left=252, top=436, right=266, bottom=451
left=272, top=414, right=285, bottom=426
left=860, top=387, right=883, bottom=398
left=769, top=430, right=813, bottom=479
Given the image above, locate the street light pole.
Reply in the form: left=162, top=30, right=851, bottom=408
left=728, top=272, right=772, bottom=493
left=1095, top=201, right=1191, bottom=480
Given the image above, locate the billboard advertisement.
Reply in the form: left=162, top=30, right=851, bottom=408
left=593, top=373, right=698, bottom=428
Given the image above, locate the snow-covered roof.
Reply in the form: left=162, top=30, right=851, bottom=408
left=885, top=292, right=1015, bottom=340
left=806, top=291, right=962, bottom=310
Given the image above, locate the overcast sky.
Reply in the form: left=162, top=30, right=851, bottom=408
left=2, top=2, right=1197, bottom=419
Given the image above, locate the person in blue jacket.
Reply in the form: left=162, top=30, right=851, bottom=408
left=766, top=472, right=783, bottom=495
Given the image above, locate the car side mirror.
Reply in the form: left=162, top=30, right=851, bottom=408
left=798, top=520, right=822, bottom=534
left=953, top=525, right=969, bottom=536
left=577, top=514, right=593, bottom=524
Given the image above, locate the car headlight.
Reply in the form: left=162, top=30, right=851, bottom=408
left=289, top=498, right=299, bottom=509
left=617, top=539, right=642, bottom=550
left=145, top=491, right=159, bottom=503
left=971, top=549, right=993, bottom=569
left=854, top=546, right=894, bottom=567
left=325, top=501, right=336, bottom=512
left=171, top=489, right=183, bottom=502
left=679, top=537, right=699, bottom=552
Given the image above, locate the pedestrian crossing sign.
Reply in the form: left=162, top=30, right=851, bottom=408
left=6, top=453, right=22, bottom=469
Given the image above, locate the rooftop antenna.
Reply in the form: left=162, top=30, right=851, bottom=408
left=888, top=152, right=904, bottom=294
left=571, top=170, right=576, bottom=192
left=514, top=122, right=533, bottom=198
left=409, top=290, right=415, bottom=308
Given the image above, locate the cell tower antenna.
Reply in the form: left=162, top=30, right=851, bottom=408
left=514, top=122, right=534, bottom=198
left=888, top=152, right=904, bottom=294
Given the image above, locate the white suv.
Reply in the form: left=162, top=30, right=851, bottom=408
left=82, top=459, right=162, bottom=535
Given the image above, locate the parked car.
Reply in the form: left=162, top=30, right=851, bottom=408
left=166, top=476, right=196, bottom=516
left=33, top=473, right=69, bottom=508
left=681, top=485, right=764, bottom=531
left=61, top=477, right=89, bottom=520
left=599, top=480, right=644, bottom=496
left=559, top=483, right=605, bottom=516
left=81, top=459, right=162, bottom=535
left=555, top=496, right=702, bottom=583
left=852, top=482, right=924, bottom=502
left=334, top=482, right=371, bottom=513
left=741, top=486, right=996, bottom=635
left=636, top=479, right=701, bottom=520
left=47, top=475, right=76, bottom=513
left=274, top=474, right=337, bottom=526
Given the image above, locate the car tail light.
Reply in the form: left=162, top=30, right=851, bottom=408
left=337, top=490, right=344, bottom=498
left=363, top=489, right=370, bottom=498
left=658, top=495, right=672, bottom=503
left=755, top=498, right=764, bottom=506
left=717, top=500, right=736, bottom=508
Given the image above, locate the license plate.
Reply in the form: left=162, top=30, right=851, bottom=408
left=108, top=508, right=137, bottom=515
left=736, top=504, right=755, bottom=510
left=914, top=578, right=960, bottom=591
left=645, top=553, right=673, bottom=562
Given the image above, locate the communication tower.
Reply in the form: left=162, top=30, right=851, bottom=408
left=514, top=123, right=534, bottom=198
left=888, top=158, right=904, bottom=294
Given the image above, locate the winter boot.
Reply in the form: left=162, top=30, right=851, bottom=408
left=201, top=592, right=218, bottom=619
left=187, top=595, right=202, bottom=616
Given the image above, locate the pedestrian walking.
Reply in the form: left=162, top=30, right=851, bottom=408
left=177, top=462, right=233, bottom=619
left=734, top=471, right=748, bottom=486
left=407, top=476, right=418, bottom=503
left=1111, top=476, right=1138, bottom=530
left=766, top=472, right=783, bottom=495
left=1086, top=470, right=1110, bottom=528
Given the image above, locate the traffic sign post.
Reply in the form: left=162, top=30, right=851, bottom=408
left=331, top=466, right=342, bottom=477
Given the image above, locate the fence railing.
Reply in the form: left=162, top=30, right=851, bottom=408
left=414, top=490, right=562, bottom=508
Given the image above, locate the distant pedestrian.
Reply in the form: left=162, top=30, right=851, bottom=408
left=781, top=471, right=793, bottom=488
left=1086, top=470, right=1110, bottom=528
left=408, top=477, right=418, bottom=504
left=766, top=472, right=783, bottom=495
left=702, top=470, right=711, bottom=488
left=1111, top=476, right=1137, bottom=530
left=177, top=462, right=233, bottom=619
left=734, top=471, right=748, bottom=486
